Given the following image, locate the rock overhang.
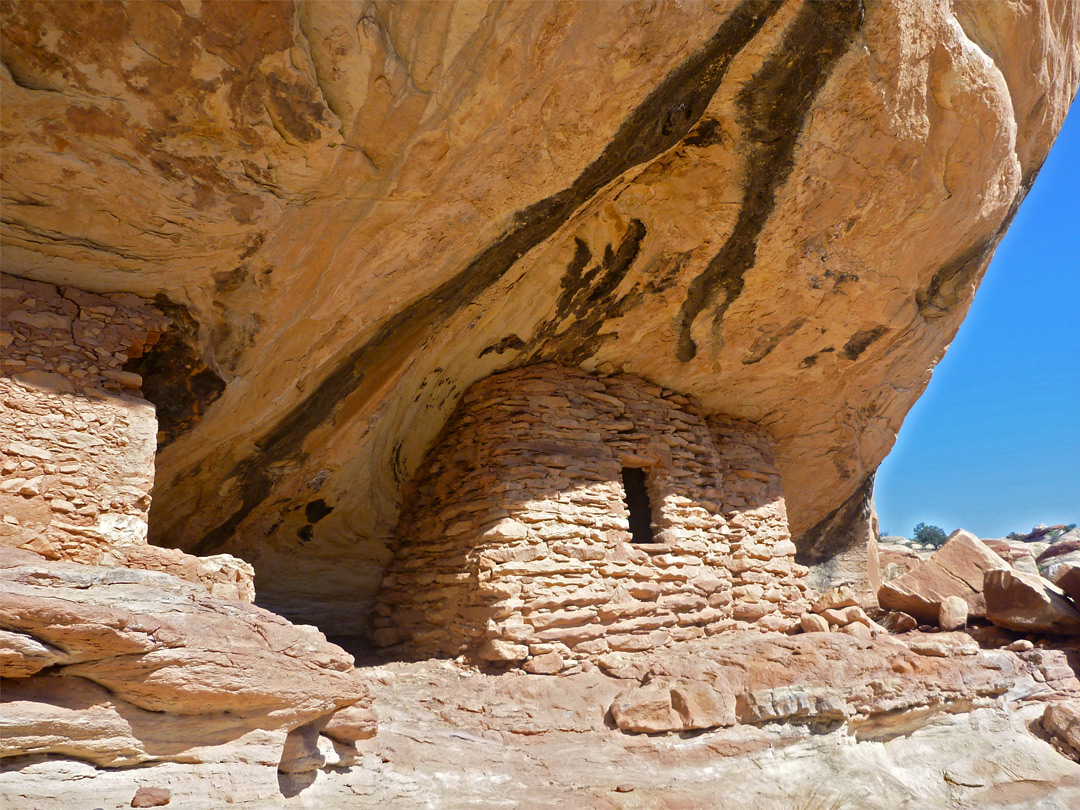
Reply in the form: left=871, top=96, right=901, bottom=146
left=1, top=0, right=1077, bottom=631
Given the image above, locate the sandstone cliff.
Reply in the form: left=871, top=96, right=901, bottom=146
left=4, top=0, right=1077, bottom=628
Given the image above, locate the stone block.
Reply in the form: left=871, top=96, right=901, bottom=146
left=938, top=595, right=968, bottom=631
left=984, top=568, right=1080, bottom=635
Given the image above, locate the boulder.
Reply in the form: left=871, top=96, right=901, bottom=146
left=938, top=596, right=968, bottom=631
left=982, top=539, right=1014, bottom=564
left=1042, top=701, right=1080, bottom=754
left=876, top=544, right=925, bottom=582
left=1040, top=547, right=1080, bottom=587
left=320, top=704, right=378, bottom=744
left=524, top=651, right=566, bottom=675
left=811, top=586, right=858, bottom=614
left=983, top=568, right=1080, bottom=635
left=878, top=530, right=1008, bottom=624
left=800, top=614, right=831, bottom=634
left=669, top=682, right=737, bottom=731
left=1048, top=562, right=1080, bottom=607
left=874, top=610, right=918, bottom=634
left=906, top=633, right=979, bottom=658
left=610, top=683, right=680, bottom=734
left=839, top=622, right=872, bottom=640
left=277, top=725, right=325, bottom=774
left=1038, top=531, right=1080, bottom=566
left=0, top=555, right=368, bottom=767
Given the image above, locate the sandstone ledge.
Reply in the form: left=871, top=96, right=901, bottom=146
left=0, top=549, right=369, bottom=770
left=4, top=630, right=1079, bottom=809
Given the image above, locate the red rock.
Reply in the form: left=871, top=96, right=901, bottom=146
left=131, top=786, right=170, bottom=807
left=811, top=586, right=858, bottom=614
left=1050, top=563, right=1080, bottom=606
left=0, top=555, right=368, bottom=767
left=1037, top=536, right=1080, bottom=564
left=669, top=681, right=736, bottom=730
left=800, top=614, right=830, bottom=633
left=610, top=683, right=680, bottom=734
left=1042, top=701, right=1080, bottom=753
left=320, top=705, right=378, bottom=744
left=875, top=610, right=918, bottom=634
left=878, top=530, right=1008, bottom=624
left=984, top=569, right=1080, bottom=635
left=938, top=596, right=968, bottom=631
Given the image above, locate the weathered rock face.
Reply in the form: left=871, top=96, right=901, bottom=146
left=0, top=548, right=369, bottom=770
left=2, top=2, right=1078, bottom=629
left=6, top=629, right=1080, bottom=809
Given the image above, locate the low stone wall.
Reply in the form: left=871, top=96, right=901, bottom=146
left=0, top=273, right=253, bottom=601
left=375, top=363, right=810, bottom=671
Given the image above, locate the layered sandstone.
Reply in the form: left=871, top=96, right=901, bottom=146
left=3, top=1, right=1077, bottom=627
left=0, top=548, right=369, bottom=771
left=5, top=629, right=1080, bottom=809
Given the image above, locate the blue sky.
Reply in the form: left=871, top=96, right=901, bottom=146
left=875, top=102, right=1079, bottom=540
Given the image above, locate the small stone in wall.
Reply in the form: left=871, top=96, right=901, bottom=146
left=800, top=614, right=830, bottom=633
left=478, top=638, right=529, bottom=662
left=811, top=585, right=858, bottom=613
left=523, top=651, right=565, bottom=674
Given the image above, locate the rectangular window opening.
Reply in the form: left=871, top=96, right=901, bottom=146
left=621, top=466, right=655, bottom=544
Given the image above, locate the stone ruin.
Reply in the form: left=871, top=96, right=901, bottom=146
left=0, top=273, right=253, bottom=600
left=375, top=363, right=812, bottom=671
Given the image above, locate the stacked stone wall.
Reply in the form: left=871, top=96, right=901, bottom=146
left=0, top=273, right=253, bottom=600
left=375, top=363, right=811, bottom=672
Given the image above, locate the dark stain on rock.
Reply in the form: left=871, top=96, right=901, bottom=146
left=190, top=1, right=782, bottom=555
left=479, top=335, right=526, bottom=358
left=917, top=165, right=1042, bottom=320
left=531, top=220, right=648, bottom=364
left=915, top=239, right=990, bottom=320
left=741, top=317, right=807, bottom=365
left=297, top=524, right=314, bottom=544
left=795, top=473, right=876, bottom=565
left=674, top=1, right=865, bottom=362
left=124, top=297, right=226, bottom=450
left=264, top=70, right=327, bottom=144
left=799, top=346, right=835, bottom=368
left=842, top=326, right=887, bottom=361
left=683, top=118, right=726, bottom=148
left=305, top=499, right=333, bottom=523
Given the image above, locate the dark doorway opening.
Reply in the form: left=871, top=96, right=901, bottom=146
left=621, top=467, right=655, bottom=543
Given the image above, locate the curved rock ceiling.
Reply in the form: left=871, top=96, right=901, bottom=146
left=2, top=0, right=1077, bottom=629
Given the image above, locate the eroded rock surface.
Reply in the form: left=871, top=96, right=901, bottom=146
left=4, top=631, right=1080, bottom=809
left=3, top=1, right=1077, bottom=625
left=0, top=550, right=368, bottom=769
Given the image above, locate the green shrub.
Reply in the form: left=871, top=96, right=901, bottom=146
left=913, top=523, right=947, bottom=548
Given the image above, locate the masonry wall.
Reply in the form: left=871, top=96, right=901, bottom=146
left=0, top=273, right=253, bottom=600
left=375, top=363, right=811, bottom=672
